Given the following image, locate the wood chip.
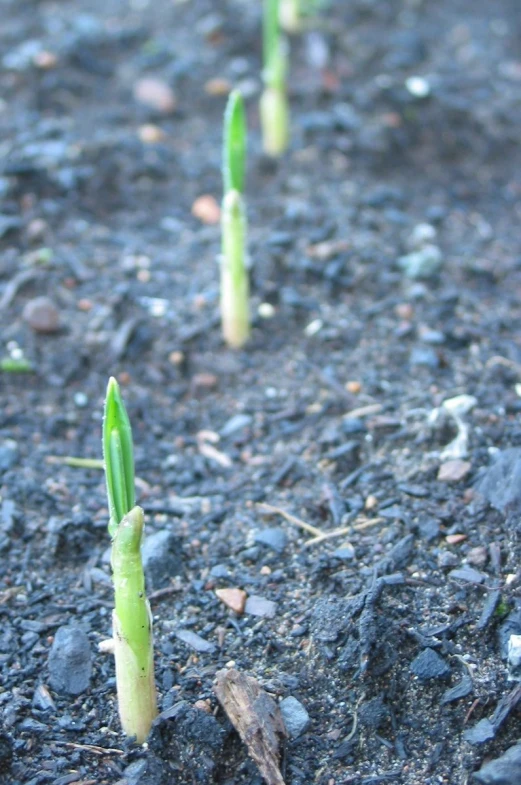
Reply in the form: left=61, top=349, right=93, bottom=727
left=215, top=588, right=247, bottom=614
left=214, top=669, right=287, bottom=785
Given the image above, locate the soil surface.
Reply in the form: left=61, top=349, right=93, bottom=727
left=2, top=0, right=521, bottom=783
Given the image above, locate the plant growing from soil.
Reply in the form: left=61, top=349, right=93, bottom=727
left=221, top=89, right=250, bottom=348
left=279, top=0, right=327, bottom=33
left=103, top=377, right=157, bottom=743
left=260, top=0, right=289, bottom=156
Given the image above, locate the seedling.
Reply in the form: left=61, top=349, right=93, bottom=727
left=221, top=90, right=250, bottom=349
left=260, top=0, right=289, bottom=157
left=103, top=378, right=157, bottom=743
left=279, top=0, right=328, bottom=33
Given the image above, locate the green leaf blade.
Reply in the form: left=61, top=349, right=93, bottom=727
left=103, top=377, right=135, bottom=534
left=223, top=90, right=247, bottom=195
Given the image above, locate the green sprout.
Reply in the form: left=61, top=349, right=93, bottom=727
left=221, top=90, right=250, bottom=349
left=103, top=377, right=157, bottom=743
left=279, top=0, right=328, bottom=33
left=260, top=0, right=290, bottom=157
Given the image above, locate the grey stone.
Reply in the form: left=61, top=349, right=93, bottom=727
left=175, top=629, right=216, bottom=653
left=141, top=529, right=182, bottom=590
left=280, top=696, right=310, bottom=738
left=449, top=567, right=487, bottom=584
left=475, top=448, right=521, bottom=515
left=22, top=296, right=60, bottom=333
left=464, top=718, right=495, bottom=745
left=254, top=527, right=288, bottom=553
left=0, top=441, right=19, bottom=472
left=333, top=545, right=356, bottom=561
left=410, top=346, right=439, bottom=369
left=441, top=674, right=473, bottom=704
left=48, top=626, right=92, bottom=695
left=473, top=742, right=521, bottom=784
left=244, top=595, right=277, bottom=618
left=410, top=648, right=450, bottom=680
left=220, top=414, right=252, bottom=437
left=123, top=756, right=164, bottom=785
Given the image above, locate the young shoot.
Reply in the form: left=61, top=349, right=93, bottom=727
left=221, top=90, right=250, bottom=349
left=103, top=378, right=157, bottom=743
left=260, top=0, right=289, bottom=157
left=279, top=0, right=328, bottom=33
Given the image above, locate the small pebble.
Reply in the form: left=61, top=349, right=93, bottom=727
left=405, top=76, right=431, bottom=98
left=73, top=392, right=88, bottom=408
left=410, top=346, right=439, bottom=369
left=407, top=223, right=436, bottom=249
left=467, top=546, right=487, bottom=567
left=445, top=533, right=467, bottom=545
left=245, top=595, right=277, bottom=618
left=192, top=373, right=218, bottom=389
left=254, top=528, right=288, bottom=553
left=280, top=696, right=310, bottom=738
left=449, top=566, right=486, bottom=584
left=26, top=218, right=48, bottom=243
left=398, top=245, right=443, bottom=279
left=175, top=629, right=216, bottom=653
left=473, top=742, right=521, bottom=784
left=138, top=124, right=165, bottom=144
left=48, top=626, right=92, bottom=695
left=332, top=544, right=355, bottom=561
left=215, top=588, right=247, bottom=615
left=191, top=195, right=220, bottom=225
left=410, top=648, right=450, bottom=680
left=304, top=319, right=323, bottom=336
left=133, top=78, right=176, bottom=114
left=22, top=296, right=60, bottom=333
left=438, top=460, right=471, bottom=482
left=141, top=530, right=182, bottom=590
left=220, top=414, right=252, bottom=437
left=258, top=302, right=276, bottom=319
left=204, top=77, right=231, bottom=96
left=32, top=684, right=56, bottom=712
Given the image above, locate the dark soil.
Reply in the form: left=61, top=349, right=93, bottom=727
left=2, top=0, right=521, bottom=783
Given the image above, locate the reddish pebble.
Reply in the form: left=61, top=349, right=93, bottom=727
left=446, top=534, right=467, bottom=545
left=191, top=195, right=221, bottom=225
left=215, top=588, right=247, bottom=615
left=133, top=78, right=176, bottom=114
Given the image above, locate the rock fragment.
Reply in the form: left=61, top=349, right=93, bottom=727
left=245, top=595, right=277, bottom=618
left=438, top=460, right=471, bottom=483
left=22, top=296, right=60, bottom=333
left=410, top=648, right=450, bottom=680
left=215, top=588, right=247, bottom=614
left=254, top=528, right=288, bottom=553
left=48, top=626, right=92, bottom=695
left=279, top=696, right=310, bottom=738
left=134, top=78, right=176, bottom=114
left=175, top=629, right=216, bottom=653
left=141, top=529, right=182, bottom=590
left=473, top=742, right=521, bottom=784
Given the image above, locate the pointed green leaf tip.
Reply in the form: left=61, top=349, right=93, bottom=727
left=223, top=90, right=246, bottom=195
left=103, top=377, right=135, bottom=537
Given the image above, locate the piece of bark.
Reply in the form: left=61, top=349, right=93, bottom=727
left=214, top=668, right=287, bottom=785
